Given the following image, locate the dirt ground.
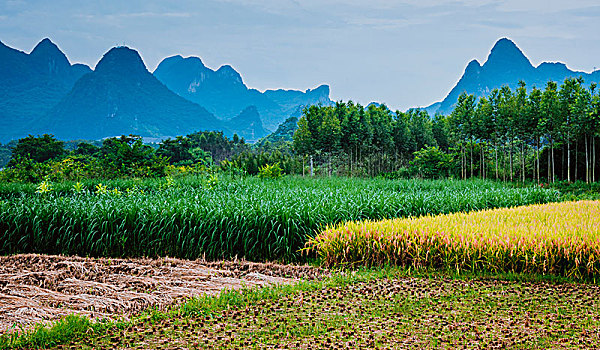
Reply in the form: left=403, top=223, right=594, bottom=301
left=0, top=254, right=326, bottom=333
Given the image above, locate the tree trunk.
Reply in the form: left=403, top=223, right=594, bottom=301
left=574, top=139, right=577, bottom=181
left=461, top=144, right=465, bottom=180
left=585, top=136, right=589, bottom=183
left=552, top=140, right=556, bottom=183
left=470, top=141, right=474, bottom=179
left=302, top=156, right=305, bottom=177
left=593, top=136, right=596, bottom=182
left=502, top=143, right=506, bottom=182
left=349, top=148, right=352, bottom=177
left=536, top=137, right=540, bottom=184
left=547, top=142, right=551, bottom=183
left=568, top=139, right=571, bottom=182
left=561, top=144, right=565, bottom=181
left=461, top=145, right=464, bottom=179
left=521, top=141, right=525, bottom=183
left=509, top=140, right=513, bottom=182
left=495, top=141, right=498, bottom=180
left=482, top=143, right=485, bottom=179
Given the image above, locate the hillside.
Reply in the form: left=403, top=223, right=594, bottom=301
left=154, top=55, right=331, bottom=130
left=0, top=38, right=92, bottom=142
left=228, top=106, right=269, bottom=142
left=32, top=47, right=229, bottom=140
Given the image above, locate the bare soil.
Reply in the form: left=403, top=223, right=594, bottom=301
left=0, top=254, right=326, bottom=333
left=87, top=275, right=600, bottom=349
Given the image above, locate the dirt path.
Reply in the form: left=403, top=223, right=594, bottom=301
left=0, top=254, right=326, bottom=333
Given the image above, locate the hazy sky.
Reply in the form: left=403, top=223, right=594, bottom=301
left=1, top=0, right=599, bottom=110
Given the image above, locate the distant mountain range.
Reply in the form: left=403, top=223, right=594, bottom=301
left=426, top=38, right=600, bottom=115
left=3, top=37, right=598, bottom=144
left=33, top=46, right=227, bottom=141
left=154, top=55, right=330, bottom=131
left=0, top=38, right=332, bottom=143
left=0, top=39, right=92, bottom=141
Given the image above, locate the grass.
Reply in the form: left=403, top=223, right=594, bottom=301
left=0, top=176, right=559, bottom=262
left=2, top=267, right=599, bottom=349
left=308, top=200, right=600, bottom=280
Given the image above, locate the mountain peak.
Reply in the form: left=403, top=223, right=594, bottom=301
left=30, top=38, right=67, bottom=59
left=466, top=59, right=481, bottom=69
left=490, top=38, right=518, bottom=51
left=95, top=46, right=147, bottom=75
left=216, top=64, right=243, bottom=84
left=484, top=37, right=532, bottom=69
left=427, top=37, right=600, bottom=115
left=29, top=37, right=71, bottom=74
left=229, top=105, right=268, bottom=141
left=307, top=84, right=330, bottom=95
left=31, top=38, right=63, bottom=56
left=462, top=59, right=481, bottom=79
left=184, top=56, right=205, bottom=67
left=33, top=38, right=53, bottom=47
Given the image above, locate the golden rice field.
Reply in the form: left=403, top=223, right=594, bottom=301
left=307, top=201, right=600, bottom=280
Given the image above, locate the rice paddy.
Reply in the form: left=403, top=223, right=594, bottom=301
left=307, top=200, right=600, bottom=279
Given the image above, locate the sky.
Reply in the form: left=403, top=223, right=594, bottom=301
left=1, top=0, right=599, bottom=110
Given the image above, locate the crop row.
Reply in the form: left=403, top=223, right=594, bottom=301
left=307, top=200, right=600, bottom=279
left=0, top=177, right=560, bottom=262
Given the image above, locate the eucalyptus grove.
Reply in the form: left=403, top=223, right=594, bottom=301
left=293, top=77, right=600, bottom=181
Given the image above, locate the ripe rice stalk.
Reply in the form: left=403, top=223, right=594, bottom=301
left=307, top=201, right=600, bottom=279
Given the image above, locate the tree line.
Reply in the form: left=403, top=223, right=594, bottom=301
left=293, top=77, right=600, bottom=182
left=0, top=131, right=248, bottom=182
left=2, top=77, right=599, bottom=183
left=0, top=129, right=303, bottom=182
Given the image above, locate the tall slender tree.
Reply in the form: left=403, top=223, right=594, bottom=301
left=541, top=81, right=560, bottom=182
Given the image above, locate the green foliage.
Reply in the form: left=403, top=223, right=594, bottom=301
left=204, top=173, right=219, bottom=189
left=410, top=146, right=454, bottom=179
left=35, top=180, right=52, bottom=194
left=293, top=115, right=313, bottom=156
left=72, top=181, right=84, bottom=193
left=0, top=177, right=559, bottom=262
left=258, top=162, right=283, bottom=179
left=291, top=76, right=600, bottom=182
left=228, top=150, right=301, bottom=176
left=1, top=135, right=171, bottom=182
left=7, top=134, right=65, bottom=167
left=256, top=116, right=298, bottom=150
left=72, top=142, right=100, bottom=157
left=0, top=157, right=50, bottom=183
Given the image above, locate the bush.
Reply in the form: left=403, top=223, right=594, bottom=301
left=258, top=163, right=283, bottom=179
left=410, top=146, right=453, bottom=179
